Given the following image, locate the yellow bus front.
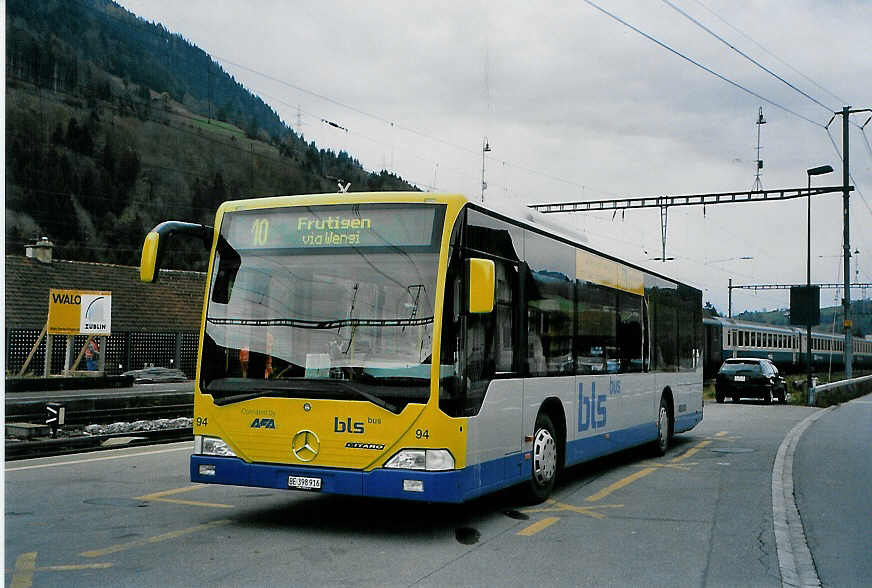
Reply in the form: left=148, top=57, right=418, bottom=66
left=188, top=193, right=474, bottom=501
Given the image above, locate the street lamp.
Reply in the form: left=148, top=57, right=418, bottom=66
left=806, top=164, right=834, bottom=401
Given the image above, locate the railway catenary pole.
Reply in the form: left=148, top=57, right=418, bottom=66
left=826, top=106, right=872, bottom=378
left=728, top=278, right=732, bottom=318
left=842, top=106, right=852, bottom=378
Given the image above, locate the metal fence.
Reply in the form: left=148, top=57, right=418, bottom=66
left=5, top=329, right=200, bottom=378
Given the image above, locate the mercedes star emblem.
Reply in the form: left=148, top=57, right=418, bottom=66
left=291, top=429, right=320, bottom=462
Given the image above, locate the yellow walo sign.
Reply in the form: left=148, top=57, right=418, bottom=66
left=47, top=289, right=112, bottom=335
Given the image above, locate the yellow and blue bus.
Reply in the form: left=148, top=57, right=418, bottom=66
left=140, top=192, right=703, bottom=503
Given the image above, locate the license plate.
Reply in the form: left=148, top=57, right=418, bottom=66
left=734, top=375, right=746, bottom=382
left=288, top=475, right=322, bottom=491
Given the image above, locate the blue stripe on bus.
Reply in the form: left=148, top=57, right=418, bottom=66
left=565, top=422, right=658, bottom=466
left=191, top=418, right=702, bottom=503
left=675, top=410, right=703, bottom=433
left=191, top=455, right=473, bottom=502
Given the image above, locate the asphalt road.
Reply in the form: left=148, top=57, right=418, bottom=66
left=5, top=399, right=863, bottom=587
left=794, top=392, right=872, bottom=588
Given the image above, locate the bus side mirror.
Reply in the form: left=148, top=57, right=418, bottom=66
left=468, top=258, right=495, bottom=313
left=140, top=221, right=213, bottom=283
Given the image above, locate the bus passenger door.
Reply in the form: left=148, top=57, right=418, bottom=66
left=464, top=259, right=525, bottom=487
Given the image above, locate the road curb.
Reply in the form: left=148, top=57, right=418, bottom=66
left=772, top=407, right=832, bottom=588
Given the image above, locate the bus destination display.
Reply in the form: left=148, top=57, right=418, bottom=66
left=226, top=205, right=441, bottom=249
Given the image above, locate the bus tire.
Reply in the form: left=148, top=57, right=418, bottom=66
left=652, top=395, right=671, bottom=456
left=523, top=412, right=558, bottom=504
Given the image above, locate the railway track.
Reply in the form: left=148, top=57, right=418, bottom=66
left=5, top=383, right=195, bottom=460
left=5, top=427, right=194, bottom=460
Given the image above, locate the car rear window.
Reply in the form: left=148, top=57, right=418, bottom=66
left=719, top=361, right=761, bottom=374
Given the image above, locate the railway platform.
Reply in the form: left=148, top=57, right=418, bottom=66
left=4, top=380, right=194, bottom=460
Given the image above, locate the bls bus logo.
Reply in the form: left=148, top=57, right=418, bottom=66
left=334, top=417, right=364, bottom=434
left=250, top=418, right=275, bottom=429
left=578, top=383, right=607, bottom=431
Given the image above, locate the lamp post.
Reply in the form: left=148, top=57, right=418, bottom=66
left=806, top=164, right=834, bottom=402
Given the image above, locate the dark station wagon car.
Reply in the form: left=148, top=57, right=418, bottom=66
left=715, top=358, right=787, bottom=404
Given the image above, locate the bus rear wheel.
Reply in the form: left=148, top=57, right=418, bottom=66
left=652, top=396, right=671, bottom=456
left=523, top=412, right=558, bottom=504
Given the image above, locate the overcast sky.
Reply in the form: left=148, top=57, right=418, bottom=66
left=118, top=0, right=872, bottom=315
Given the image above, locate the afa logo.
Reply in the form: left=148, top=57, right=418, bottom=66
left=250, top=418, right=276, bottom=429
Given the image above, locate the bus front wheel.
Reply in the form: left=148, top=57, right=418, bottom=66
left=524, top=412, right=558, bottom=503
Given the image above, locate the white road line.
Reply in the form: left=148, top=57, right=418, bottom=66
left=5, top=445, right=190, bottom=472
left=772, top=407, right=832, bottom=588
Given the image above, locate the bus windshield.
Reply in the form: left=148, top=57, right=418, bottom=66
left=200, top=203, right=445, bottom=412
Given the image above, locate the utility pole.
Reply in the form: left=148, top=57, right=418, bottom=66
left=753, top=107, right=765, bottom=191
left=481, top=137, right=491, bottom=203
left=842, top=106, right=852, bottom=378
left=827, top=106, right=872, bottom=378
left=728, top=278, right=732, bottom=318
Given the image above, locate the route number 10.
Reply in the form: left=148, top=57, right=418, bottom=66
left=251, top=218, right=269, bottom=246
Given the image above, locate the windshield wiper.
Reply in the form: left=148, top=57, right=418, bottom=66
left=333, top=381, right=397, bottom=413
left=206, top=378, right=398, bottom=412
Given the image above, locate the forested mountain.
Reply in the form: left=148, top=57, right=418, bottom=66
left=5, top=0, right=416, bottom=270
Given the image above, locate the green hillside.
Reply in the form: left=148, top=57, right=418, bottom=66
left=5, top=0, right=416, bottom=271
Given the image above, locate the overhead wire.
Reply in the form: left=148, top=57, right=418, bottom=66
left=660, top=0, right=836, bottom=113
left=687, top=0, right=851, bottom=107
left=580, top=0, right=826, bottom=128
left=212, top=55, right=626, bottom=199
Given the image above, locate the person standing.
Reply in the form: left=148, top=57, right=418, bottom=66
left=85, top=337, right=100, bottom=371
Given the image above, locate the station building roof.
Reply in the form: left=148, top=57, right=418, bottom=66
left=5, top=255, right=206, bottom=331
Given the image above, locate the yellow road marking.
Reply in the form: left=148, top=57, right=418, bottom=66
left=516, top=516, right=560, bottom=536
left=635, top=461, right=697, bottom=471
left=585, top=467, right=656, bottom=502
left=526, top=499, right=624, bottom=520
left=138, top=484, right=208, bottom=499
left=584, top=435, right=716, bottom=502
left=6, top=446, right=189, bottom=472
left=517, top=432, right=728, bottom=535
left=9, top=551, right=113, bottom=585
left=137, top=484, right=234, bottom=509
left=671, top=440, right=711, bottom=463
left=35, top=564, right=113, bottom=571
left=80, top=519, right=232, bottom=558
left=141, top=497, right=234, bottom=508
left=11, top=552, right=36, bottom=588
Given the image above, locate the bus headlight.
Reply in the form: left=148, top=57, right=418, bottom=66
left=384, top=449, right=454, bottom=471
left=195, top=435, right=237, bottom=457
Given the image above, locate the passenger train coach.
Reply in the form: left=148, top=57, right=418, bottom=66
left=703, top=316, right=872, bottom=377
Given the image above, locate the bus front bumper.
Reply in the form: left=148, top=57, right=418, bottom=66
left=191, top=455, right=469, bottom=503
